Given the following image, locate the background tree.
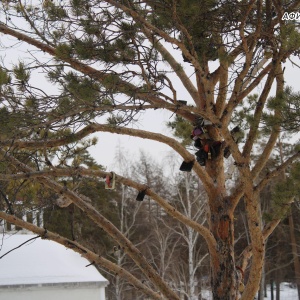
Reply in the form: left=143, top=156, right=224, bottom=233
left=171, top=171, right=209, bottom=300
left=0, top=1, right=300, bottom=300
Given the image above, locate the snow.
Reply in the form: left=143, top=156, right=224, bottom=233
left=0, top=233, right=108, bottom=286
left=264, top=283, right=299, bottom=300
left=201, top=283, right=299, bottom=299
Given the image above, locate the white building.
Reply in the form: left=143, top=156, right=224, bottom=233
left=0, top=233, right=109, bottom=300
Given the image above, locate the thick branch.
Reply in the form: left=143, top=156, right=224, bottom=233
left=0, top=22, right=195, bottom=122
left=241, top=57, right=269, bottom=89
left=4, top=123, right=215, bottom=193
left=1, top=152, right=180, bottom=300
left=36, top=104, right=202, bottom=130
left=251, top=64, right=284, bottom=180
left=105, top=0, right=203, bottom=73
left=2, top=150, right=218, bottom=299
left=215, top=44, right=229, bottom=117
left=235, top=62, right=273, bottom=103
left=142, top=27, right=200, bottom=105
left=241, top=179, right=264, bottom=300
left=238, top=196, right=294, bottom=273
left=242, top=67, right=277, bottom=158
left=0, top=211, right=163, bottom=300
left=0, top=165, right=217, bottom=260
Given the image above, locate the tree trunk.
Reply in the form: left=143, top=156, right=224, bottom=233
left=180, top=281, right=185, bottom=300
left=115, top=274, right=122, bottom=300
left=207, top=154, right=240, bottom=300
left=258, top=263, right=265, bottom=300
left=288, top=212, right=300, bottom=300
left=185, top=174, right=198, bottom=300
left=276, top=273, right=280, bottom=300
left=279, top=140, right=300, bottom=299
left=270, top=279, right=274, bottom=300
left=209, top=193, right=239, bottom=299
left=265, top=279, right=267, bottom=297
left=259, top=201, right=266, bottom=300
left=211, top=216, right=239, bottom=299
left=188, top=226, right=197, bottom=300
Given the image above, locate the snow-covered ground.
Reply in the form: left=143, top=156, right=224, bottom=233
left=201, top=283, right=298, bottom=300
left=264, top=283, right=298, bottom=300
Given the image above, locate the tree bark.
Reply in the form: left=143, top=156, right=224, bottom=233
left=276, top=273, right=280, bottom=300
left=206, top=156, right=240, bottom=300
left=258, top=263, right=265, bottom=300
left=279, top=139, right=300, bottom=299
left=270, top=279, right=274, bottom=300
left=210, top=210, right=239, bottom=300
left=288, top=212, right=300, bottom=300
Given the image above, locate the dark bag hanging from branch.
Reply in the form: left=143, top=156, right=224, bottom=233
left=136, top=189, right=147, bottom=201
left=179, top=161, right=194, bottom=172
left=195, top=149, right=208, bottom=166
left=194, top=138, right=202, bottom=149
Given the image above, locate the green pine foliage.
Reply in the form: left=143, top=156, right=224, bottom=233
left=1, top=1, right=300, bottom=298
left=146, top=0, right=242, bottom=62
left=43, top=149, right=118, bottom=252
left=44, top=178, right=119, bottom=250
left=280, top=23, right=300, bottom=54
left=263, top=87, right=300, bottom=133
left=43, top=1, right=68, bottom=20
left=13, top=62, right=30, bottom=83
left=0, top=108, right=26, bottom=138
left=107, top=114, right=125, bottom=126
left=264, top=162, right=300, bottom=222
left=70, top=0, right=89, bottom=16
left=55, top=43, right=73, bottom=60
left=65, top=72, right=100, bottom=103
left=167, top=116, right=193, bottom=146
left=0, top=67, right=11, bottom=86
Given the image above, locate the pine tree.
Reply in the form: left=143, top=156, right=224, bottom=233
left=0, top=1, right=300, bottom=299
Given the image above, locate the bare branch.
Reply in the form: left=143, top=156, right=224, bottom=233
left=3, top=123, right=215, bottom=193
left=0, top=22, right=196, bottom=122
left=0, top=164, right=217, bottom=259
left=0, top=151, right=179, bottom=299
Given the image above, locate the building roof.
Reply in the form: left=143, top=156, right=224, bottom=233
left=0, top=233, right=108, bottom=287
